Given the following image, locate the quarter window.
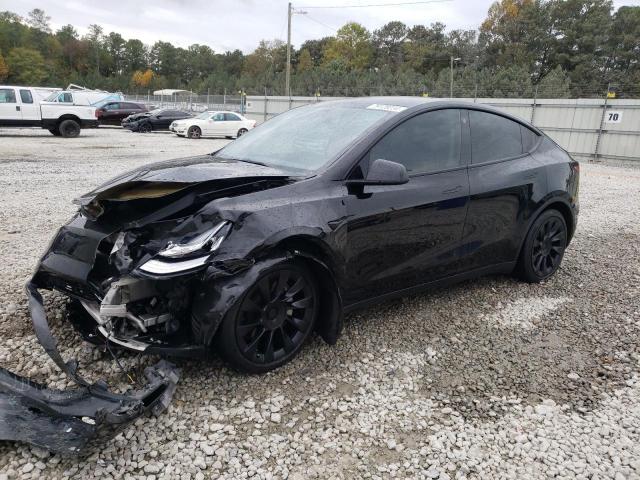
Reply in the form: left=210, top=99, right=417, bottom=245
left=369, top=109, right=462, bottom=175
left=469, top=110, right=523, bottom=163
left=0, top=89, right=17, bottom=103
left=521, top=125, right=539, bottom=152
left=20, top=90, right=33, bottom=104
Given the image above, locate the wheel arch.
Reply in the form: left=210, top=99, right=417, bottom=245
left=273, top=235, right=344, bottom=345
left=56, top=114, right=81, bottom=125
left=515, top=196, right=576, bottom=267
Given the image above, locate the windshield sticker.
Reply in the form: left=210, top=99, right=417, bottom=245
left=366, top=104, right=407, bottom=112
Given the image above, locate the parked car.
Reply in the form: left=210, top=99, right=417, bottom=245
left=28, top=98, right=579, bottom=375
left=123, top=108, right=193, bottom=132
left=96, top=101, right=147, bottom=126
left=170, top=110, right=256, bottom=139
left=0, top=85, right=98, bottom=137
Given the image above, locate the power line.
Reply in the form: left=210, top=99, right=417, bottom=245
left=298, top=0, right=453, bottom=8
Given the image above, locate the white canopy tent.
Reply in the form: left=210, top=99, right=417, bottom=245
left=152, top=89, right=191, bottom=96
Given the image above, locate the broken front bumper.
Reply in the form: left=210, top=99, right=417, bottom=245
left=0, top=283, right=180, bottom=456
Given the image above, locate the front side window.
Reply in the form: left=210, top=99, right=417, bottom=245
left=469, top=110, right=523, bottom=163
left=212, top=113, right=225, bottom=121
left=368, top=109, right=462, bottom=175
left=20, top=90, right=33, bottom=104
left=0, top=89, right=17, bottom=103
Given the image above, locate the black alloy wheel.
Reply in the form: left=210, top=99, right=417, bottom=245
left=216, top=262, right=318, bottom=373
left=517, top=209, right=567, bottom=283
left=138, top=122, right=152, bottom=133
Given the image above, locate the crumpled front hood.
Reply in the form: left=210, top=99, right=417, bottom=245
left=75, top=155, right=292, bottom=206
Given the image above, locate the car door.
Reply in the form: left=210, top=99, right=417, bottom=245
left=0, top=88, right=20, bottom=125
left=208, top=112, right=226, bottom=136
left=103, top=103, right=121, bottom=124
left=224, top=112, right=242, bottom=136
left=18, top=89, right=39, bottom=124
left=343, top=108, right=471, bottom=304
left=151, top=110, right=169, bottom=129
left=461, top=109, right=547, bottom=271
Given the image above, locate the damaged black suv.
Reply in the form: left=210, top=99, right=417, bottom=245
left=29, top=98, right=579, bottom=373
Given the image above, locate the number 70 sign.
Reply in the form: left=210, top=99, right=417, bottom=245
left=605, top=111, right=623, bottom=124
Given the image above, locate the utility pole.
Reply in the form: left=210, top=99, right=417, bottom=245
left=285, top=3, right=306, bottom=97
left=450, top=56, right=460, bottom=98
left=286, top=2, right=292, bottom=97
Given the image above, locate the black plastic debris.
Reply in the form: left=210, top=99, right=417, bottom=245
left=0, top=284, right=180, bottom=456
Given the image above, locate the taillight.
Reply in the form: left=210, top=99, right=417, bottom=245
left=95, top=109, right=102, bottom=118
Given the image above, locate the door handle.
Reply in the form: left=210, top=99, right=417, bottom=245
left=442, top=185, right=463, bottom=194
left=16, top=106, right=20, bottom=111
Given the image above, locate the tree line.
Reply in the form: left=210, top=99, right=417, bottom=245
left=0, top=1, right=638, bottom=98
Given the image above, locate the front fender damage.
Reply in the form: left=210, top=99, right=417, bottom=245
left=192, top=250, right=344, bottom=347
left=0, top=283, right=179, bottom=456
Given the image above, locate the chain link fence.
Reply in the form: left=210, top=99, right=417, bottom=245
left=122, top=93, right=244, bottom=113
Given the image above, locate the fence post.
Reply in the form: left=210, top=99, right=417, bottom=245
left=594, top=83, right=610, bottom=162
left=223, top=88, right=226, bottom=106
left=473, top=83, right=478, bottom=103
left=207, top=88, right=210, bottom=110
left=264, top=87, right=268, bottom=122
left=530, top=85, right=538, bottom=125
left=147, top=90, right=150, bottom=104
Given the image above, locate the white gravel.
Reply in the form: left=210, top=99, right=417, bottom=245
left=0, top=127, right=639, bottom=479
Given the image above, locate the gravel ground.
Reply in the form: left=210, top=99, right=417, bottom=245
left=0, top=127, right=639, bottom=480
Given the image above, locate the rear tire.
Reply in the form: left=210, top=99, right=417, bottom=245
left=214, top=260, right=318, bottom=373
left=187, top=126, right=201, bottom=139
left=237, top=128, right=248, bottom=138
left=58, top=119, right=81, bottom=138
left=516, top=209, right=567, bottom=283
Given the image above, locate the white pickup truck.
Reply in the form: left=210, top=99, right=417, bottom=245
left=0, top=85, right=99, bottom=137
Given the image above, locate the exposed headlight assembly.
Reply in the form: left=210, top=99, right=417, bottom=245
left=139, top=221, right=231, bottom=275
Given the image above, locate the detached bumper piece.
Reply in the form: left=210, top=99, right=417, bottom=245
left=0, top=283, right=180, bottom=456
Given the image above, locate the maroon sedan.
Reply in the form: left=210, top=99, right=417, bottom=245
left=96, top=101, right=148, bottom=126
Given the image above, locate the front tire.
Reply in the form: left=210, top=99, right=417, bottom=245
left=215, top=261, right=318, bottom=373
left=516, top=209, right=567, bottom=283
left=187, top=126, right=201, bottom=139
left=138, top=122, right=152, bottom=133
left=48, top=128, right=61, bottom=136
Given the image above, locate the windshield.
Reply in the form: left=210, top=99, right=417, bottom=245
left=195, top=111, right=212, bottom=120
left=216, top=105, right=392, bottom=173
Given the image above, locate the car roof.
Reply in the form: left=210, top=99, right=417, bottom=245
left=313, top=96, right=540, bottom=132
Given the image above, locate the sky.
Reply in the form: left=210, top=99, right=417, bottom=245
left=2, top=0, right=638, bottom=53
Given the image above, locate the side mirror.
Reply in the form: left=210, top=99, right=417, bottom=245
left=346, top=159, right=409, bottom=187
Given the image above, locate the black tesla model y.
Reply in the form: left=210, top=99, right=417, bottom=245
left=29, top=98, right=579, bottom=373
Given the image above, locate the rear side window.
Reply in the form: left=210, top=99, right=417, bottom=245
left=469, top=110, right=523, bottom=163
left=225, top=113, right=241, bottom=121
left=20, top=90, right=33, bottom=104
left=58, top=93, right=73, bottom=103
left=369, top=109, right=462, bottom=175
left=0, top=89, right=16, bottom=103
left=521, top=125, right=539, bottom=152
